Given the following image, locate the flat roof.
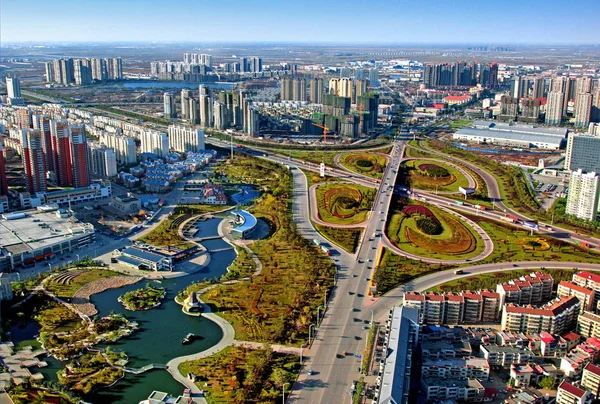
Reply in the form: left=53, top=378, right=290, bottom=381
left=456, top=127, right=564, bottom=146
left=122, top=247, right=166, bottom=263
left=379, top=306, right=419, bottom=404
left=116, top=255, right=145, bottom=268
left=0, top=210, right=93, bottom=254
left=472, top=120, right=569, bottom=137
left=232, top=210, right=257, bottom=233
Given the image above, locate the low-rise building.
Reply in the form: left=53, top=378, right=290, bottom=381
left=0, top=208, right=95, bottom=272
left=0, top=273, right=13, bottom=300
left=577, top=311, right=600, bottom=339
left=110, top=195, right=142, bottom=215
left=510, top=364, right=534, bottom=387
left=421, top=357, right=490, bottom=380
left=420, top=378, right=485, bottom=402
left=496, top=272, right=554, bottom=309
left=480, top=344, right=535, bottom=367
left=556, top=381, right=593, bottom=404
left=581, top=363, right=600, bottom=397
left=560, top=350, right=592, bottom=378
left=573, top=272, right=600, bottom=312
left=116, top=247, right=173, bottom=272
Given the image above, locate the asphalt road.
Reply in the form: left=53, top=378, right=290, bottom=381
left=286, top=141, right=404, bottom=403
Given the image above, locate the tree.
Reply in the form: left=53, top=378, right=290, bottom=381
left=538, top=376, right=555, bottom=390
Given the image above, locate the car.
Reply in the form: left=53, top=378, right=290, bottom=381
left=365, top=277, right=370, bottom=281
left=308, top=369, right=314, bottom=375
left=357, top=293, right=364, bottom=297
left=352, top=274, right=358, bottom=278
left=363, top=325, right=370, bottom=330
left=513, top=264, right=519, bottom=267
left=354, top=336, right=362, bottom=340
left=354, top=317, right=361, bottom=322
left=348, top=291, right=354, bottom=295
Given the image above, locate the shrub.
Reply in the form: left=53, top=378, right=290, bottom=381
left=356, top=159, right=374, bottom=169
left=416, top=216, right=442, bottom=235
left=337, top=196, right=359, bottom=209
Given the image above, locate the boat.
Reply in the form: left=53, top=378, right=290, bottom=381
left=182, top=333, right=195, bottom=345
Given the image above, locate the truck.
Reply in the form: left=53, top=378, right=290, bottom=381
left=454, top=269, right=464, bottom=275
left=474, top=205, right=486, bottom=211
left=321, top=245, right=331, bottom=256
left=313, top=239, right=321, bottom=246
left=235, top=144, right=245, bottom=149
left=575, top=240, right=592, bottom=248
left=523, top=222, right=539, bottom=231
left=502, top=215, right=519, bottom=223
left=455, top=201, right=465, bottom=206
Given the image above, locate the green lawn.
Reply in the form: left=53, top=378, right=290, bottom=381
left=339, top=152, right=388, bottom=179
left=428, top=268, right=578, bottom=293
left=315, top=182, right=375, bottom=225
left=313, top=223, right=363, bottom=253
left=373, top=249, right=452, bottom=295
left=138, top=213, right=197, bottom=249
left=402, top=159, right=470, bottom=192
left=457, top=214, right=600, bottom=267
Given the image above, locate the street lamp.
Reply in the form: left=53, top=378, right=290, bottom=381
left=370, top=309, right=374, bottom=327
left=76, top=254, right=80, bottom=262
left=282, top=382, right=290, bottom=404
left=316, top=305, right=324, bottom=326
left=308, top=324, right=316, bottom=345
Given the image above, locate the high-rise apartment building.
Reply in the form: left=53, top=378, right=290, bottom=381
left=592, top=88, right=600, bottom=123
left=163, top=93, right=176, bottom=118
left=576, top=77, right=593, bottom=96
left=140, top=131, right=169, bottom=157
left=546, top=91, right=564, bottom=125
left=199, top=94, right=212, bottom=127
left=22, top=129, right=47, bottom=193
left=574, top=93, right=593, bottom=127
left=50, top=120, right=73, bottom=186
left=309, top=78, right=324, bottom=104
left=74, top=59, right=92, bottom=85
left=6, top=77, right=21, bottom=99
left=213, top=101, right=227, bottom=130
left=98, top=133, right=137, bottom=165
left=532, top=77, right=546, bottom=98
left=89, top=144, right=117, bottom=178
left=566, top=169, right=599, bottom=221
left=6, top=76, right=24, bottom=105
left=32, top=114, right=54, bottom=172
left=511, top=76, right=529, bottom=98
left=0, top=142, right=8, bottom=196
left=167, top=124, right=205, bottom=153
left=292, top=78, right=307, bottom=102
left=188, top=98, right=200, bottom=124
left=180, top=89, right=192, bottom=120
left=69, top=125, right=90, bottom=188
left=565, top=134, right=600, bottom=174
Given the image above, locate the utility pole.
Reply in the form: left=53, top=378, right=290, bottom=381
left=230, top=132, right=234, bottom=160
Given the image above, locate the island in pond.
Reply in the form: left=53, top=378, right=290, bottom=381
left=118, top=284, right=166, bottom=311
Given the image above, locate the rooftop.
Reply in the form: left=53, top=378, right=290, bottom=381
left=558, top=281, right=594, bottom=296
left=456, top=127, right=565, bottom=146
left=575, top=271, right=600, bottom=284
left=0, top=210, right=94, bottom=254
left=122, top=247, right=167, bottom=263
left=232, top=210, right=257, bottom=233
left=472, top=120, right=569, bottom=137
left=558, top=381, right=587, bottom=398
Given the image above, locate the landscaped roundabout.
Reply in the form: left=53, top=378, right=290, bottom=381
left=401, top=159, right=470, bottom=192
left=386, top=200, right=485, bottom=260
left=315, top=182, right=375, bottom=225
left=339, top=152, right=387, bottom=179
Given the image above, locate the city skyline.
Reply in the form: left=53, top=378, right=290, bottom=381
left=2, top=0, right=600, bottom=44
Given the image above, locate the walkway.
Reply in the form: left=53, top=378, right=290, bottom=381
left=232, top=340, right=302, bottom=356
left=165, top=302, right=235, bottom=398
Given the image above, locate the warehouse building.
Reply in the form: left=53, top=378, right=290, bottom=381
left=453, top=120, right=567, bottom=150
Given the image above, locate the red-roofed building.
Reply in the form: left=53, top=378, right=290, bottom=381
left=501, top=296, right=580, bottom=334
left=577, top=311, right=600, bottom=339
left=573, top=272, right=600, bottom=311
left=443, top=94, right=473, bottom=105
left=582, top=363, right=600, bottom=396
left=497, top=272, right=554, bottom=309
left=557, top=281, right=595, bottom=313
left=403, top=290, right=500, bottom=325
left=556, top=381, right=592, bottom=404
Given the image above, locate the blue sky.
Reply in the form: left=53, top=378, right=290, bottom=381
left=2, top=0, right=599, bottom=44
